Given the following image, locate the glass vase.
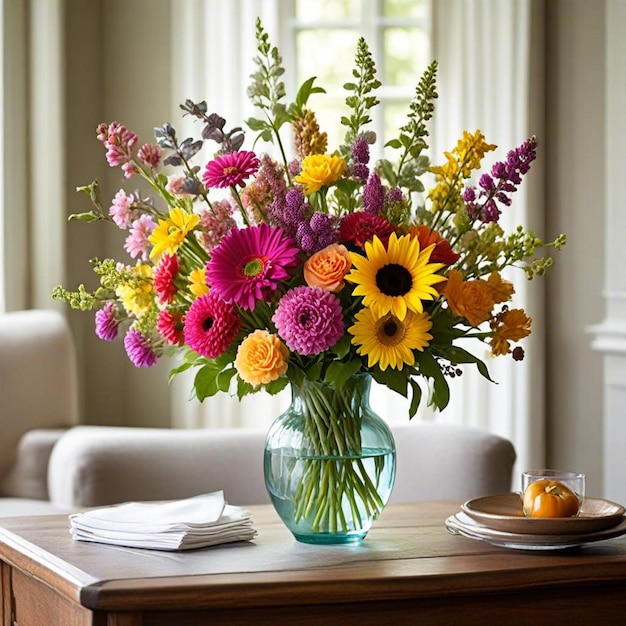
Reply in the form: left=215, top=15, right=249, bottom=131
left=264, top=374, right=396, bottom=544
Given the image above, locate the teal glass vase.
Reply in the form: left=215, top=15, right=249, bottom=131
left=264, top=374, right=396, bottom=545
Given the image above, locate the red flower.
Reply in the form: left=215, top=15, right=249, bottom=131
left=412, top=225, right=460, bottom=266
left=339, top=211, right=395, bottom=249
left=154, top=254, right=180, bottom=304
left=157, top=309, right=185, bottom=346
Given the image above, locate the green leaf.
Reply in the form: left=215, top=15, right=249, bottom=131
left=193, top=364, right=220, bottom=401
left=264, top=377, right=289, bottom=395
left=324, top=359, right=362, bottom=388
left=167, top=361, right=193, bottom=384
left=371, top=367, right=408, bottom=397
left=416, top=351, right=450, bottom=411
left=245, top=117, right=268, bottom=132
left=216, top=367, right=236, bottom=393
left=68, top=211, right=101, bottom=223
left=408, top=378, right=423, bottom=419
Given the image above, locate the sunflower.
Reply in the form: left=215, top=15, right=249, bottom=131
left=348, top=308, right=433, bottom=371
left=346, top=232, right=446, bottom=321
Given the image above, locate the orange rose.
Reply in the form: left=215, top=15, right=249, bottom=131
left=235, top=330, right=289, bottom=387
left=444, top=269, right=494, bottom=327
left=304, top=243, right=352, bottom=293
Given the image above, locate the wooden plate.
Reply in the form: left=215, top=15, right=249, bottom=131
left=461, top=493, right=625, bottom=535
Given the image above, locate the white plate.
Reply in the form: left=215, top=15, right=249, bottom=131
left=446, top=512, right=626, bottom=551
left=461, top=494, right=625, bottom=535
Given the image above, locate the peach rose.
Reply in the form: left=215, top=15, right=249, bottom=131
left=304, top=243, right=352, bottom=293
left=234, top=329, right=289, bottom=387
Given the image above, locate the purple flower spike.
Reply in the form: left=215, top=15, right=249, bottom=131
left=363, top=172, right=385, bottom=214
left=463, top=136, right=538, bottom=224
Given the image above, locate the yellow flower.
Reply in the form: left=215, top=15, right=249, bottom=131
left=428, top=130, right=497, bottom=215
left=115, top=263, right=154, bottom=318
left=149, top=207, right=200, bottom=259
left=235, top=329, right=289, bottom=387
left=346, top=233, right=445, bottom=321
left=294, top=154, right=346, bottom=194
left=349, top=308, right=433, bottom=371
left=189, top=267, right=209, bottom=298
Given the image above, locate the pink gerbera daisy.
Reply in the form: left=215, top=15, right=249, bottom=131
left=153, top=254, right=180, bottom=304
left=183, top=292, right=242, bottom=359
left=207, top=223, right=300, bottom=310
left=202, top=150, right=260, bottom=188
left=272, top=286, right=344, bottom=355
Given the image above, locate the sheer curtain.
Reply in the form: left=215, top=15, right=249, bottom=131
left=432, top=0, right=546, bottom=473
left=0, top=0, right=66, bottom=314
left=168, top=0, right=548, bottom=474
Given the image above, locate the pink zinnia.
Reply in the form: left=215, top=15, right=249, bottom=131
left=95, top=301, right=120, bottom=341
left=202, top=150, right=260, bottom=188
left=124, top=328, right=158, bottom=367
left=272, top=286, right=344, bottom=356
left=157, top=309, right=184, bottom=346
left=124, top=214, right=157, bottom=261
left=154, top=254, right=180, bottom=304
left=184, top=292, right=241, bottom=359
left=207, top=223, right=300, bottom=311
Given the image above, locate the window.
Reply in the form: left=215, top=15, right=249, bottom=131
left=279, top=0, right=432, bottom=159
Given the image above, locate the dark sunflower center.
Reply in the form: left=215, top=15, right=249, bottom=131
left=376, top=264, right=413, bottom=296
left=376, top=314, right=406, bottom=347
left=202, top=317, right=214, bottom=332
left=383, top=320, right=399, bottom=337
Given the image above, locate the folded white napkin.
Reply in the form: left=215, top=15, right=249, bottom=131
left=69, top=491, right=257, bottom=550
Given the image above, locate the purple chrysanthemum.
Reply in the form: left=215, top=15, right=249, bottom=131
left=202, top=150, right=260, bottom=188
left=183, top=292, right=241, bottom=358
left=123, top=328, right=158, bottom=367
left=95, top=301, right=120, bottom=341
left=207, top=223, right=300, bottom=310
left=272, top=286, right=344, bottom=355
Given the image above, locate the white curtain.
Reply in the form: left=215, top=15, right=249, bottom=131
left=169, top=0, right=548, bottom=476
left=432, top=0, right=546, bottom=474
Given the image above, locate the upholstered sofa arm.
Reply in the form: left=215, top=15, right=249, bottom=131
left=0, top=429, right=68, bottom=500
left=48, top=426, right=270, bottom=509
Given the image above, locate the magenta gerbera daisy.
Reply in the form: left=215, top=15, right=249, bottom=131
left=183, top=292, right=242, bottom=359
left=272, top=286, right=344, bottom=355
left=207, top=223, right=300, bottom=310
left=202, top=150, right=260, bottom=189
left=153, top=254, right=180, bottom=304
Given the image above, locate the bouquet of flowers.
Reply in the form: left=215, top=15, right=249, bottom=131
left=54, top=20, right=564, bottom=537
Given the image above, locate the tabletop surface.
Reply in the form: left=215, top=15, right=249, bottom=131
left=2, top=501, right=626, bottom=612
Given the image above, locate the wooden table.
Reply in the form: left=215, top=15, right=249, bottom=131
left=2, top=502, right=626, bottom=625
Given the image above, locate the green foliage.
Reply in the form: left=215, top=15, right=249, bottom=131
left=340, top=37, right=381, bottom=147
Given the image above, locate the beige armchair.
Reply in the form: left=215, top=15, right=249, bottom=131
left=0, top=309, right=79, bottom=516
left=0, top=309, right=516, bottom=517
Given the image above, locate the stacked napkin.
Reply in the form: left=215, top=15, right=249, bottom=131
left=69, top=491, right=256, bottom=551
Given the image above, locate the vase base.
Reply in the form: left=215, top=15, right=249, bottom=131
left=292, top=531, right=368, bottom=545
